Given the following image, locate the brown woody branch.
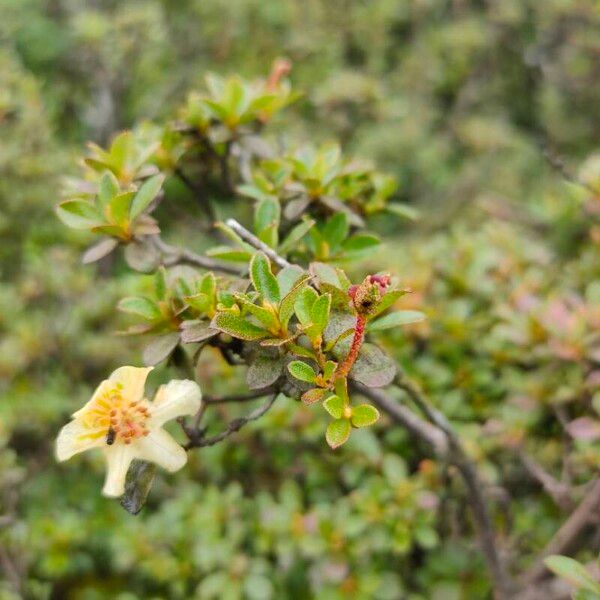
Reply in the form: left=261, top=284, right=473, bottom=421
left=174, top=167, right=217, bottom=223
left=203, top=387, right=277, bottom=404
left=185, top=394, right=277, bottom=449
left=521, top=476, right=600, bottom=586
left=176, top=219, right=512, bottom=598
left=356, top=376, right=513, bottom=600
left=352, top=382, right=448, bottom=455
left=518, top=450, right=573, bottom=511
left=151, top=235, right=243, bottom=275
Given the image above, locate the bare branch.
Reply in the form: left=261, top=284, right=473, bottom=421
left=224, top=218, right=292, bottom=269
left=518, top=450, right=573, bottom=511
left=0, top=544, right=22, bottom=597
left=522, top=476, right=600, bottom=586
left=185, top=394, right=278, bottom=449
left=174, top=167, right=217, bottom=222
left=352, top=382, right=448, bottom=456
left=151, top=236, right=242, bottom=275
left=204, top=387, right=277, bottom=404
left=392, top=373, right=513, bottom=600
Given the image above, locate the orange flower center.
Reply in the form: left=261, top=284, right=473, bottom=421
left=81, top=384, right=150, bottom=445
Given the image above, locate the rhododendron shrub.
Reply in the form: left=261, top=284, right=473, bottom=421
left=54, top=63, right=600, bottom=600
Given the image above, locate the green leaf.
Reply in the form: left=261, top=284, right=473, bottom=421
left=212, top=313, right=269, bottom=340
left=206, top=246, right=253, bottom=262
left=278, top=275, right=310, bottom=330
left=301, top=387, right=328, bottom=405
left=110, top=131, right=134, bottom=172
left=198, top=272, right=217, bottom=298
left=287, top=360, right=317, bottom=383
left=120, top=460, right=156, bottom=515
left=544, top=556, right=600, bottom=593
left=154, top=267, right=167, bottom=300
left=276, top=265, right=304, bottom=297
left=322, top=213, right=349, bottom=251
left=118, top=297, right=161, bottom=321
left=323, top=360, right=337, bottom=382
left=56, top=200, right=102, bottom=229
left=382, top=454, right=407, bottom=485
left=250, top=252, right=280, bottom=304
left=370, top=289, right=410, bottom=318
left=309, top=293, right=331, bottom=335
left=323, top=395, right=344, bottom=419
left=278, top=219, right=315, bottom=254
left=184, top=292, right=211, bottom=313
left=326, top=419, right=351, bottom=449
left=294, top=287, right=318, bottom=326
left=234, top=294, right=278, bottom=330
left=236, top=184, right=272, bottom=202
left=254, top=198, right=280, bottom=236
left=130, top=174, right=164, bottom=220
left=351, top=404, right=380, bottom=428
left=386, top=203, right=420, bottom=220
left=98, top=171, right=120, bottom=207
left=414, top=527, right=439, bottom=549
left=341, top=234, right=381, bottom=256
left=368, top=310, right=426, bottom=331
left=310, top=262, right=341, bottom=287
left=214, top=222, right=254, bottom=251
left=107, top=191, right=135, bottom=227
left=258, top=223, right=278, bottom=248
left=288, top=343, right=318, bottom=360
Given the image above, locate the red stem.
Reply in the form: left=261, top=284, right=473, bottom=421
left=337, top=315, right=366, bottom=378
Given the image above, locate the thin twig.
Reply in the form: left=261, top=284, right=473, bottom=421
left=391, top=373, right=513, bottom=600
left=151, top=236, right=242, bottom=275
left=352, top=382, right=448, bottom=456
left=522, top=476, right=600, bottom=586
left=204, top=387, right=277, bottom=404
left=224, top=218, right=292, bottom=269
left=0, top=544, right=22, bottom=597
left=185, top=394, right=278, bottom=449
left=518, top=450, right=573, bottom=510
left=174, top=167, right=217, bottom=222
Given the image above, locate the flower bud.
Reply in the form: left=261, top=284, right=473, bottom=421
left=348, top=274, right=391, bottom=316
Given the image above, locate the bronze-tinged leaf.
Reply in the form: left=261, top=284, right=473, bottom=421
left=180, top=320, right=219, bottom=344
left=82, top=237, right=119, bottom=264
left=246, top=355, right=285, bottom=389
left=142, top=332, right=181, bottom=366
left=120, top=460, right=157, bottom=515
left=301, top=387, right=328, bottom=405
left=124, top=238, right=160, bottom=273
left=349, top=343, right=396, bottom=388
left=324, top=311, right=356, bottom=344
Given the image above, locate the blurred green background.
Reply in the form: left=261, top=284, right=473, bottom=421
left=1, top=1, right=599, bottom=598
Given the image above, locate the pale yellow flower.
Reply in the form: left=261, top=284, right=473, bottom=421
left=56, top=366, right=201, bottom=497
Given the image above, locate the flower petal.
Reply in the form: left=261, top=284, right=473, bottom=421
left=109, top=365, right=153, bottom=402
left=150, top=379, right=202, bottom=427
left=56, top=418, right=105, bottom=461
left=135, top=428, right=188, bottom=472
left=71, top=379, right=114, bottom=418
left=102, top=444, right=136, bottom=497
